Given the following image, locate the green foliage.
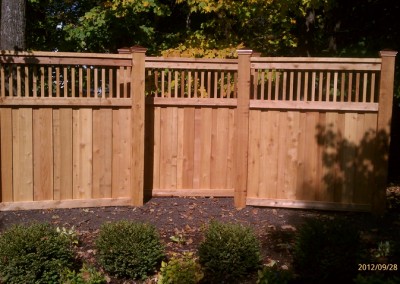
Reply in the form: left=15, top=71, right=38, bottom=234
left=56, top=226, right=79, bottom=246
left=0, top=223, right=75, bottom=284
left=256, top=263, right=292, bottom=284
left=63, top=0, right=171, bottom=53
left=157, top=252, right=203, bottom=284
left=293, top=218, right=360, bottom=284
left=61, top=264, right=107, bottom=284
left=375, top=241, right=391, bottom=258
left=95, top=221, right=165, bottom=280
left=198, top=220, right=261, bottom=283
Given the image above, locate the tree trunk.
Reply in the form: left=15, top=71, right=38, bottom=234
left=0, top=0, right=26, bottom=50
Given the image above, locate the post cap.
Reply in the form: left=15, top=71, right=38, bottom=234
left=237, top=49, right=253, bottom=55
left=117, top=46, right=147, bottom=54
left=380, top=50, right=398, bottom=57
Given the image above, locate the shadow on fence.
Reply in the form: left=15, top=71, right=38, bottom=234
left=315, top=123, right=389, bottom=205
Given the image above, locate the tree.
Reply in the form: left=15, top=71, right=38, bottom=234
left=63, top=0, right=171, bottom=53
left=26, top=0, right=98, bottom=52
left=0, top=0, right=26, bottom=50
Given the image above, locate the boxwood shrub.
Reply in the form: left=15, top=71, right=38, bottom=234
left=198, top=220, right=261, bottom=283
left=293, top=218, right=360, bottom=283
left=95, top=220, right=165, bottom=280
left=0, top=223, right=75, bottom=284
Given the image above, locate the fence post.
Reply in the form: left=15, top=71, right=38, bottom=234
left=234, top=49, right=253, bottom=208
left=373, top=50, right=398, bottom=214
left=130, top=46, right=147, bottom=206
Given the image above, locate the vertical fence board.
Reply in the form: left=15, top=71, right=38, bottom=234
left=176, top=108, right=185, bottom=189
left=210, top=108, right=229, bottom=188
left=318, top=112, right=337, bottom=202
left=302, top=112, right=319, bottom=201
left=199, top=108, right=212, bottom=189
left=152, top=107, right=161, bottom=189
left=92, top=109, right=112, bottom=198
left=295, top=111, right=307, bottom=200
left=181, top=108, right=195, bottom=188
left=276, top=111, right=288, bottom=199
left=112, top=108, right=131, bottom=198
left=72, top=108, right=93, bottom=199
left=53, top=108, right=73, bottom=200
left=284, top=111, right=300, bottom=200
left=341, top=112, right=358, bottom=203
left=33, top=108, right=53, bottom=201
left=262, top=110, right=279, bottom=198
left=247, top=110, right=261, bottom=197
left=0, top=108, right=13, bottom=201
left=226, top=108, right=236, bottom=189
left=192, top=108, right=202, bottom=188
left=12, top=108, right=33, bottom=201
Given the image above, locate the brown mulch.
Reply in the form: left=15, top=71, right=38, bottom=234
left=1, top=192, right=400, bottom=283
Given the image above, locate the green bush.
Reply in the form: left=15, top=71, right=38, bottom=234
left=95, top=221, right=165, bottom=280
left=256, top=264, right=292, bottom=284
left=0, top=223, right=75, bottom=284
left=293, top=218, right=360, bottom=284
left=158, top=252, right=203, bottom=284
left=198, top=220, right=261, bottom=283
left=61, top=264, right=107, bottom=284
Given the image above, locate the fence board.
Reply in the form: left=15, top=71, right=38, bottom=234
left=260, top=110, right=280, bottom=199
left=283, top=111, right=300, bottom=200
left=295, top=111, right=307, bottom=200
left=33, top=108, right=53, bottom=201
left=73, top=108, right=93, bottom=199
left=199, top=108, right=212, bottom=189
left=302, top=112, right=320, bottom=200
left=53, top=109, right=69, bottom=199
left=181, top=108, right=195, bottom=188
left=112, top=108, right=131, bottom=198
left=342, top=113, right=358, bottom=203
left=12, top=108, right=34, bottom=201
left=93, top=109, right=112, bottom=198
left=152, top=107, right=161, bottom=189
left=0, top=108, right=13, bottom=201
left=192, top=108, right=202, bottom=188
left=247, top=110, right=261, bottom=197
left=210, top=108, right=229, bottom=188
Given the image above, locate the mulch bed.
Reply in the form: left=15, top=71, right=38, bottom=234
left=1, top=192, right=400, bottom=283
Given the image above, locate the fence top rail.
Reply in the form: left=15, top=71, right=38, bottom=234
left=251, top=56, right=382, bottom=63
left=145, top=56, right=238, bottom=70
left=0, top=50, right=132, bottom=66
left=251, top=56, right=382, bottom=71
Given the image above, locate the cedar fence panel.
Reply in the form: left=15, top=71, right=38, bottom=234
left=0, top=49, right=397, bottom=214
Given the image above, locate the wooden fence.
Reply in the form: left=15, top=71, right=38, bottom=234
left=0, top=48, right=397, bottom=213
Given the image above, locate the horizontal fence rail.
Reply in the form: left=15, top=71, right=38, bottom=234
left=0, top=49, right=397, bottom=214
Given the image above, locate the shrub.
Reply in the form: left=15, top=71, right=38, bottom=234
left=0, top=223, right=75, bottom=284
left=198, top=220, right=261, bottom=283
left=158, top=252, right=203, bottom=284
left=256, top=263, right=292, bottom=284
left=61, top=264, right=107, bottom=284
left=293, top=218, right=360, bottom=284
left=95, top=221, right=165, bottom=280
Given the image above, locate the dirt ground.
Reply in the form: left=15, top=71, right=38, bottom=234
left=1, top=192, right=400, bottom=283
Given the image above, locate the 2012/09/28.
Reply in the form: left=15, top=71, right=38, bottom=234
left=358, top=264, right=397, bottom=271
